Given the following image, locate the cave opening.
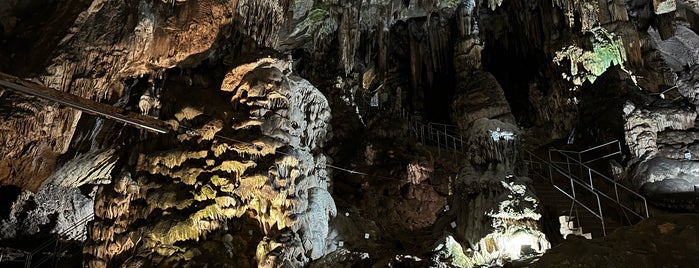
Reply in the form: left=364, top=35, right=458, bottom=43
left=482, top=41, right=539, bottom=127
left=390, top=16, right=456, bottom=124
left=480, top=1, right=572, bottom=127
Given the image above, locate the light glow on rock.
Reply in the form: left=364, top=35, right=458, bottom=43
left=490, top=127, right=515, bottom=141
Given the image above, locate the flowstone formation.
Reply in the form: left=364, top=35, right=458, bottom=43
left=432, top=117, right=549, bottom=266
left=0, top=0, right=286, bottom=190
left=623, top=97, right=699, bottom=209
left=435, top=167, right=550, bottom=267
left=0, top=183, right=94, bottom=240
left=554, top=27, right=635, bottom=91
left=84, top=57, right=336, bottom=267
left=433, top=5, right=551, bottom=262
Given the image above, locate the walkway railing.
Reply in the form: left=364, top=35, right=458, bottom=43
left=398, top=111, right=648, bottom=234
left=524, top=150, right=608, bottom=235
left=555, top=140, right=623, bottom=165
left=24, top=214, right=94, bottom=268
left=524, top=141, right=649, bottom=237
left=548, top=144, right=649, bottom=222
left=402, top=112, right=464, bottom=155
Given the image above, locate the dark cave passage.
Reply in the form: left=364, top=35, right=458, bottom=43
left=389, top=17, right=456, bottom=124
left=482, top=41, right=540, bottom=126
left=0, top=185, right=22, bottom=219
left=421, top=62, right=456, bottom=124
left=479, top=0, right=571, bottom=128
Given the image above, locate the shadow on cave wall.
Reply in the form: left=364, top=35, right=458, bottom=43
left=575, top=66, right=649, bottom=146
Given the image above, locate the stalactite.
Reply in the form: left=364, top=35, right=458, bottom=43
left=85, top=57, right=334, bottom=267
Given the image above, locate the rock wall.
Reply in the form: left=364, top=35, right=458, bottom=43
left=0, top=0, right=287, bottom=191
left=84, top=57, right=336, bottom=267
left=623, top=88, right=699, bottom=208
left=623, top=101, right=696, bottom=162
left=0, top=183, right=94, bottom=240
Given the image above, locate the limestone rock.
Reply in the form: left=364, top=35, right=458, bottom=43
left=0, top=0, right=292, bottom=191
left=84, top=57, right=335, bottom=267
left=633, top=157, right=699, bottom=194
left=444, top=166, right=550, bottom=267
left=464, top=118, right=520, bottom=167
left=649, top=24, right=699, bottom=72
left=623, top=101, right=696, bottom=161
left=0, top=183, right=94, bottom=241
left=452, top=72, right=515, bottom=129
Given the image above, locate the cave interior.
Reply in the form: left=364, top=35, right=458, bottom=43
left=1, top=0, right=699, bottom=267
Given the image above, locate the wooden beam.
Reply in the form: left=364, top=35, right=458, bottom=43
left=0, top=72, right=171, bottom=134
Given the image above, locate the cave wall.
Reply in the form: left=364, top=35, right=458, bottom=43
left=0, top=0, right=286, bottom=191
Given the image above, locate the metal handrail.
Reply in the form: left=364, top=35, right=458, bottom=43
left=556, top=140, right=623, bottom=165
left=549, top=148, right=649, bottom=220
left=427, top=122, right=462, bottom=136
left=406, top=118, right=465, bottom=155
left=25, top=214, right=94, bottom=268
left=525, top=150, right=607, bottom=235
left=579, top=140, right=620, bottom=154
left=427, top=127, right=463, bottom=151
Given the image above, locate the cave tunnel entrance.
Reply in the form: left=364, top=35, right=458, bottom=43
left=0, top=185, right=22, bottom=219
left=480, top=1, right=570, bottom=127
left=421, top=60, right=456, bottom=124
left=482, top=41, right=540, bottom=127
left=389, top=16, right=456, bottom=124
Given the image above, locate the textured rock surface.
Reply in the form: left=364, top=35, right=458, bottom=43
left=452, top=72, right=516, bottom=129
left=84, top=57, right=335, bottom=267
left=649, top=24, right=699, bottom=72
left=445, top=167, right=549, bottom=266
left=0, top=0, right=286, bottom=190
left=633, top=157, right=699, bottom=194
left=0, top=183, right=94, bottom=240
left=657, top=130, right=699, bottom=160
left=463, top=118, right=520, bottom=167
left=4, top=0, right=699, bottom=266
left=623, top=101, right=696, bottom=161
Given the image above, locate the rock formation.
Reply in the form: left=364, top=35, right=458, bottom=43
left=2, top=0, right=699, bottom=267
left=84, top=57, right=335, bottom=267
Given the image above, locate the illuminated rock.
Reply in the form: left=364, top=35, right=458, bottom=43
left=84, top=57, right=335, bottom=267
left=439, top=167, right=550, bottom=267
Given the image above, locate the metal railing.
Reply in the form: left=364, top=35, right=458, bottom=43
left=548, top=147, right=649, bottom=222
left=554, top=140, right=623, bottom=166
left=406, top=119, right=464, bottom=155
left=524, top=150, right=608, bottom=235
left=400, top=111, right=645, bottom=235
left=400, top=110, right=465, bottom=155
left=25, top=214, right=94, bottom=268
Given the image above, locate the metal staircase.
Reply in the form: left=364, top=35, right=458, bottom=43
left=402, top=109, right=649, bottom=237
left=524, top=140, right=649, bottom=238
